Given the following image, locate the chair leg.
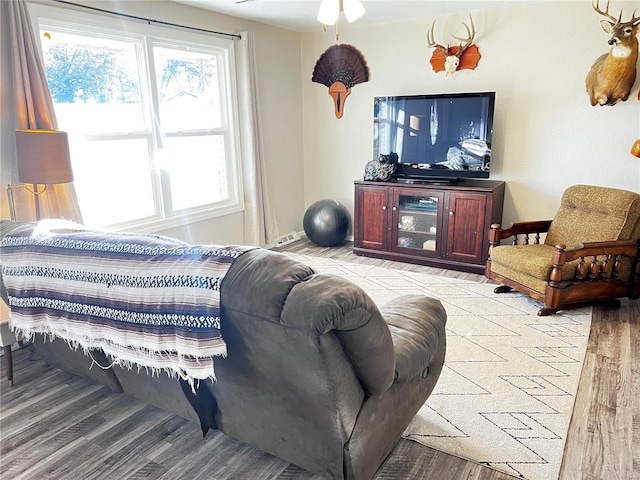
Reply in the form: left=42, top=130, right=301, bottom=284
left=601, top=299, right=622, bottom=309
left=3, top=345, right=13, bottom=387
left=494, top=285, right=513, bottom=294
left=537, top=307, right=558, bottom=317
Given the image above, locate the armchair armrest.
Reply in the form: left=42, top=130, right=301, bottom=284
left=549, top=240, right=640, bottom=284
left=489, top=220, right=553, bottom=244
left=378, top=295, right=447, bottom=383
left=553, top=240, right=639, bottom=263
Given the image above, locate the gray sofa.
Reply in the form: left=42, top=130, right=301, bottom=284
left=0, top=221, right=447, bottom=480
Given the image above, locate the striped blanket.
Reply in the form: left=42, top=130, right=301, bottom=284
left=0, top=220, right=255, bottom=385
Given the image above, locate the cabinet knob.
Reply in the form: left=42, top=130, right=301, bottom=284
left=449, top=211, right=455, bottom=216
left=382, top=205, right=387, bottom=210
left=392, top=206, right=397, bottom=211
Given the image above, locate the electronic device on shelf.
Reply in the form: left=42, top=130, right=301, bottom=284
left=373, top=91, right=496, bottom=182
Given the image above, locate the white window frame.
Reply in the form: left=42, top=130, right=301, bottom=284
left=28, top=3, right=244, bottom=233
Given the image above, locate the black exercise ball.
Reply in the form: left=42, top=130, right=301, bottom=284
left=303, top=199, right=351, bottom=247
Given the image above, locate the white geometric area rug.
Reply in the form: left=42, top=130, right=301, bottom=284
left=285, top=253, right=591, bottom=480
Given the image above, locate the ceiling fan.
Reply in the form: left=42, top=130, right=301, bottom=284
left=233, top=0, right=365, bottom=25
left=231, top=0, right=365, bottom=39
left=317, top=0, right=365, bottom=25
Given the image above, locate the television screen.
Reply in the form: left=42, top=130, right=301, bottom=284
left=373, top=92, right=495, bottom=181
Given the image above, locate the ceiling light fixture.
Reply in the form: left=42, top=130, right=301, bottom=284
left=317, top=0, right=365, bottom=39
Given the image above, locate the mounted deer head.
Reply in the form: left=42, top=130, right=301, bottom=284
left=427, top=16, right=480, bottom=77
left=586, top=0, right=640, bottom=106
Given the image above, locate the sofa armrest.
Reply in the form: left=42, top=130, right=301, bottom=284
left=281, top=272, right=397, bottom=396
left=223, top=250, right=398, bottom=396
left=0, top=220, right=36, bottom=305
left=379, top=295, right=447, bottom=383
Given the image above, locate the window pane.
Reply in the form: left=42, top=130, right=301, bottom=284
left=69, top=138, right=156, bottom=226
left=41, top=29, right=145, bottom=134
left=154, top=46, right=222, bottom=132
left=35, top=7, right=242, bottom=231
left=160, top=136, right=228, bottom=211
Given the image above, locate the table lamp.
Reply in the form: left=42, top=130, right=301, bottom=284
left=14, top=129, right=74, bottom=220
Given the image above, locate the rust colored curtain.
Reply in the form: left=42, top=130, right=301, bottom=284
left=1, top=0, right=82, bottom=222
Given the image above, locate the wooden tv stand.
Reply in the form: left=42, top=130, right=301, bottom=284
left=353, top=179, right=505, bottom=274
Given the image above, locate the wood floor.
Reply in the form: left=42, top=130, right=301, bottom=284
left=1, top=239, right=638, bottom=480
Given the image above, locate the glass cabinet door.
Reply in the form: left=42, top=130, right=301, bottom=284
left=393, top=191, right=443, bottom=255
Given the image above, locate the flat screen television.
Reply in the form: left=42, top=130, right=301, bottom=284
left=373, top=91, right=495, bottom=183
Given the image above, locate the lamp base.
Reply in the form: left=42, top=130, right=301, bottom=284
left=6, top=183, right=46, bottom=221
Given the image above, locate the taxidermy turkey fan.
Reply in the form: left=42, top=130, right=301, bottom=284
left=312, top=44, right=369, bottom=118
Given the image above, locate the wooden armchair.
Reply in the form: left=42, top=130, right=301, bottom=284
left=486, top=185, right=640, bottom=316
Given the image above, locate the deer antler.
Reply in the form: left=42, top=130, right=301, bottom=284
left=592, top=0, right=619, bottom=23
left=593, top=1, right=640, bottom=27
left=451, top=15, right=476, bottom=58
left=427, top=21, right=448, bottom=53
left=427, top=15, right=481, bottom=77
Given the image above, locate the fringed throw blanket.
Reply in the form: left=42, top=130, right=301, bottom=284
left=0, top=221, right=255, bottom=385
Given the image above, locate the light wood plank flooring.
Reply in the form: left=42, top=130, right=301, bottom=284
left=1, top=239, right=638, bottom=480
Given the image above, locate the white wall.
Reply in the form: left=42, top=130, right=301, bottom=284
left=4, top=1, right=638, bottom=244
left=301, top=1, right=640, bottom=232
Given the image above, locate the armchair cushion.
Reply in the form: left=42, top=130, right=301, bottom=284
left=489, top=243, right=580, bottom=294
left=545, top=185, right=640, bottom=248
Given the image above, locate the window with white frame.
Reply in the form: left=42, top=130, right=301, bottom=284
left=34, top=6, right=243, bottom=231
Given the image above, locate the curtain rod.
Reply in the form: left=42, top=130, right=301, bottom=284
left=50, top=0, right=242, bottom=40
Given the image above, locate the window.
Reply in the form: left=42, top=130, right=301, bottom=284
left=34, top=6, right=243, bottom=231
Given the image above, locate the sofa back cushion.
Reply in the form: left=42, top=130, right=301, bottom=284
left=545, top=185, right=640, bottom=249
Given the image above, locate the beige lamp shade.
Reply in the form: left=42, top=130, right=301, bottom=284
left=15, top=129, right=73, bottom=184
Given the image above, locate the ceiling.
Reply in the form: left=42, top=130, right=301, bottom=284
left=172, top=0, right=539, bottom=33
